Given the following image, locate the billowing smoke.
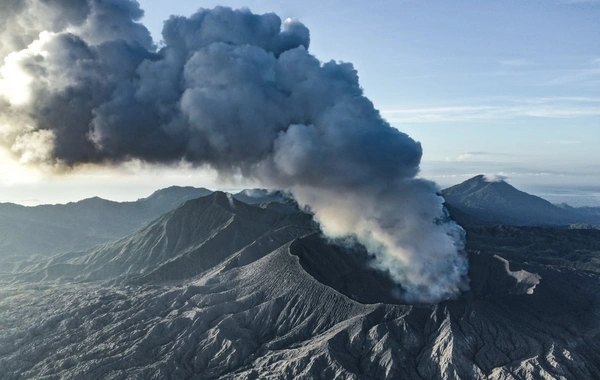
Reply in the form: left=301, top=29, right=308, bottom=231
left=0, top=1, right=468, bottom=302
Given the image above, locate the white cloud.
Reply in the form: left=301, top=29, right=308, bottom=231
left=500, top=59, right=534, bottom=67
left=443, top=151, right=516, bottom=163
left=0, top=149, right=43, bottom=185
left=546, top=58, right=600, bottom=86
left=483, top=174, right=508, bottom=183
left=545, top=140, right=583, bottom=145
left=381, top=97, right=600, bottom=123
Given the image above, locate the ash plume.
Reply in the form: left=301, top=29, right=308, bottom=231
left=0, top=0, right=468, bottom=302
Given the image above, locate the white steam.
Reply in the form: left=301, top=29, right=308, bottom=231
left=483, top=174, right=508, bottom=183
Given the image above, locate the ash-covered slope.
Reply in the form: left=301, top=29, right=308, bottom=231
left=442, top=175, right=598, bottom=226
left=12, top=191, right=315, bottom=284
left=0, top=186, right=212, bottom=260
left=465, top=224, right=600, bottom=274
left=1, top=192, right=600, bottom=379
left=1, top=237, right=599, bottom=379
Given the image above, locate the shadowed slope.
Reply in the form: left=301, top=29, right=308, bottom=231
left=290, top=233, right=403, bottom=305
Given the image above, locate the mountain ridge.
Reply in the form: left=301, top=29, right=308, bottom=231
left=11, top=191, right=316, bottom=285
left=442, top=175, right=600, bottom=226
left=1, top=184, right=600, bottom=378
left=0, top=186, right=213, bottom=260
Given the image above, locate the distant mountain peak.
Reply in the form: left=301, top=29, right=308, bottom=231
left=72, top=196, right=111, bottom=205
left=210, top=190, right=237, bottom=209
left=442, top=175, right=583, bottom=226
left=482, top=174, right=508, bottom=183
left=444, top=174, right=508, bottom=197
left=141, top=185, right=212, bottom=202
left=447, top=174, right=514, bottom=193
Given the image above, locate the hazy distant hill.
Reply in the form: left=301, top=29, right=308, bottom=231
left=442, top=175, right=600, bottom=226
left=0, top=186, right=212, bottom=259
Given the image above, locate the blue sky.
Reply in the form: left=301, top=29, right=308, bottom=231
left=2, top=0, right=600, bottom=205
left=136, top=0, right=600, bottom=201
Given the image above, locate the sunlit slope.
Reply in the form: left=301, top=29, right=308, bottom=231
left=14, top=191, right=315, bottom=284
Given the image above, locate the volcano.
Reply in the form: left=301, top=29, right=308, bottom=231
left=1, top=191, right=599, bottom=379
left=442, top=175, right=600, bottom=226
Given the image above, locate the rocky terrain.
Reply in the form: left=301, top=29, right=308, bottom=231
left=0, top=190, right=599, bottom=379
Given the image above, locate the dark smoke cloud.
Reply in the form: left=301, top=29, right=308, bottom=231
left=0, top=1, right=468, bottom=302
